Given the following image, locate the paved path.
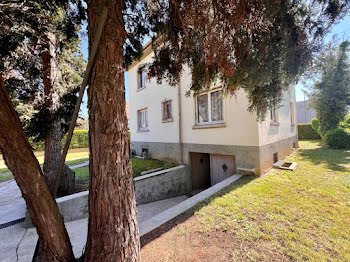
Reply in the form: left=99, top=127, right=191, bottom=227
left=0, top=195, right=188, bottom=262
left=0, top=162, right=90, bottom=225
left=0, top=180, right=26, bottom=225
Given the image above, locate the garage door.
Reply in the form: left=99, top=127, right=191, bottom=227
left=210, top=154, right=236, bottom=185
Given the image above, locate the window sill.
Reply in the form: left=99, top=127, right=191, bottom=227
left=270, top=121, right=280, bottom=126
left=162, top=119, right=173, bottom=123
left=137, top=128, right=149, bottom=133
left=136, top=87, right=146, bottom=92
left=193, top=122, right=226, bottom=129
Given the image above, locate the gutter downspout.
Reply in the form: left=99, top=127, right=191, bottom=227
left=178, top=76, right=184, bottom=164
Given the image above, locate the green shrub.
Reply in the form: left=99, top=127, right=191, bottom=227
left=311, top=118, right=321, bottom=136
left=297, top=124, right=321, bottom=140
left=323, top=128, right=350, bottom=149
left=30, top=129, right=89, bottom=151
left=344, top=114, right=350, bottom=124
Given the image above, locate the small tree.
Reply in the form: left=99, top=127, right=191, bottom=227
left=310, top=41, right=350, bottom=136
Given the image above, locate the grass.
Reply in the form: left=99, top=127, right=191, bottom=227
left=141, top=140, right=350, bottom=262
left=74, top=157, right=176, bottom=191
left=0, top=149, right=89, bottom=175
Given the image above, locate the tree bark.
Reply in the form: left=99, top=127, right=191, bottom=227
left=42, top=31, right=62, bottom=191
left=32, top=31, right=69, bottom=262
left=43, top=119, right=62, bottom=190
left=0, top=76, right=75, bottom=262
left=84, top=1, right=141, bottom=261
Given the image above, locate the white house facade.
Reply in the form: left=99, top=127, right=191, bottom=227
left=128, top=44, right=298, bottom=188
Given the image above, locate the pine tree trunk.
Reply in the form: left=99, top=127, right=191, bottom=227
left=0, top=76, right=75, bottom=262
left=84, top=1, right=141, bottom=261
left=32, top=31, right=71, bottom=262
left=43, top=119, right=62, bottom=190
left=41, top=31, right=62, bottom=191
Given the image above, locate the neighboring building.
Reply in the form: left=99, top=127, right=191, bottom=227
left=296, top=100, right=316, bottom=124
left=128, top=44, right=298, bottom=188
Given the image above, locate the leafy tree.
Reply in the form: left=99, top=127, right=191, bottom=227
left=310, top=41, right=350, bottom=136
left=1, top=1, right=86, bottom=193
left=0, top=0, right=84, bottom=260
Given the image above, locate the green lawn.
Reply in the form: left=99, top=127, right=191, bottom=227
left=141, top=140, right=350, bottom=262
left=0, top=148, right=89, bottom=173
left=74, top=157, right=176, bottom=192
left=1, top=155, right=174, bottom=185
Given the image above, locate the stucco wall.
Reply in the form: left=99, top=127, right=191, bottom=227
left=258, top=86, right=298, bottom=146
left=129, top=52, right=260, bottom=151
left=129, top=52, right=180, bottom=145
left=179, top=67, right=260, bottom=147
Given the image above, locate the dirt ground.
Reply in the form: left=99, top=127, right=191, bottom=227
left=140, top=212, right=289, bottom=262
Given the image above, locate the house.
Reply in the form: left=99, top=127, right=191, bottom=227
left=128, top=43, right=298, bottom=189
left=296, top=100, right=316, bottom=124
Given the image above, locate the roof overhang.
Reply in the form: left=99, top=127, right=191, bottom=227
left=128, top=40, right=153, bottom=71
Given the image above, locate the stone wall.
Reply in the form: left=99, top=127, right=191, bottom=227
left=259, top=135, right=298, bottom=174
left=25, top=165, right=191, bottom=228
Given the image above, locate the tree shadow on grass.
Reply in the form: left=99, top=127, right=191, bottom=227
left=299, top=140, right=350, bottom=172
left=141, top=175, right=256, bottom=247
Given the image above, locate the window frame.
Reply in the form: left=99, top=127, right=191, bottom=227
left=290, top=101, right=295, bottom=125
left=137, top=69, right=146, bottom=90
left=195, top=88, right=224, bottom=126
left=137, top=108, right=149, bottom=131
left=270, top=107, right=279, bottom=126
left=161, top=100, right=173, bottom=123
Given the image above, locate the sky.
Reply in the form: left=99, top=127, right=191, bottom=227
left=80, top=14, right=350, bottom=118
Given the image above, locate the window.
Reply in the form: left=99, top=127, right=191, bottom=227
left=290, top=102, right=295, bottom=125
left=138, top=69, right=146, bottom=90
left=270, top=107, right=278, bottom=123
left=138, top=109, right=148, bottom=131
left=196, top=89, right=223, bottom=124
left=162, top=100, right=173, bottom=122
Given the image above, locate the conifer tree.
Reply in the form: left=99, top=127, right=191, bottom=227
left=310, top=41, right=350, bottom=135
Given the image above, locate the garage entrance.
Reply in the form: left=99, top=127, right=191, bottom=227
left=190, top=153, right=211, bottom=191
left=190, top=153, right=236, bottom=191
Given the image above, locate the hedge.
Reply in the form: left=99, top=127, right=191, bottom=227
left=324, top=128, right=350, bottom=149
left=31, top=130, right=89, bottom=151
left=297, top=124, right=321, bottom=140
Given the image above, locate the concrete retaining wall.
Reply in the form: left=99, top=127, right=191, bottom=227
left=135, top=165, right=191, bottom=205
left=25, top=165, right=191, bottom=228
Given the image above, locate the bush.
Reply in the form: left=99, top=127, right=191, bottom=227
left=344, top=114, right=350, bottom=124
left=30, top=129, right=89, bottom=151
left=298, top=124, right=321, bottom=140
left=63, top=129, right=89, bottom=149
left=323, top=128, right=350, bottom=149
left=311, top=118, right=321, bottom=136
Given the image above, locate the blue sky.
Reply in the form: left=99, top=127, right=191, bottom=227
left=80, top=15, right=350, bottom=118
